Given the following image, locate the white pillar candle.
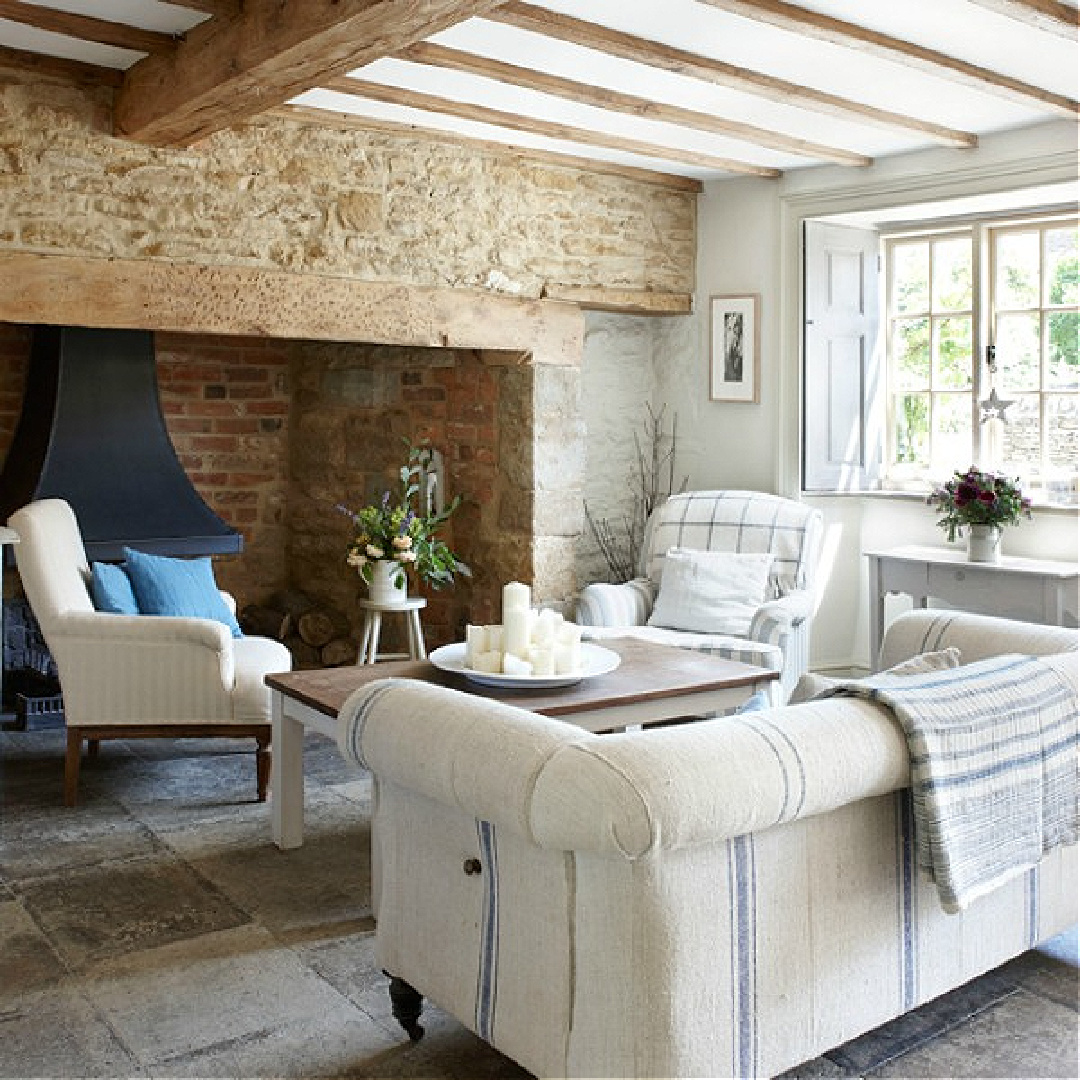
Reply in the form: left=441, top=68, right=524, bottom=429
left=528, top=646, right=556, bottom=677
left=486, top=625, right=503, bottom=653
left=556, top=621, right=582, bottom=646
left=475, top=650, right=503, bottom=674
left=465, top=624, right=487, bottom=668
left=503, top=607, right=530, bottom=659
left=532, top=608, right=560, bottom=646
left=502, top=652, right=533, bottom=677
left=502, top=581, right=531, bottom=614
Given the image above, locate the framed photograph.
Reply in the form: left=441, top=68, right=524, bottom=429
left=710, top=294, right=759, bottom=403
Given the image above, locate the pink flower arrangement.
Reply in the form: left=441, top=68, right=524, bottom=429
left=927, top=466, right=1032, bottom=542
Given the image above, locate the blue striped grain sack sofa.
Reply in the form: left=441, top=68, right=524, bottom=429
left=339, top=610, right=1077, bottom=1079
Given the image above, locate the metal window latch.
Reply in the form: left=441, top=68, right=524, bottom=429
left=985, top=344, right=997, bottom=373
left=463, top=858, right=482, bottom=876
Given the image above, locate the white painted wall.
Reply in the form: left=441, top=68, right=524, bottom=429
left=578, top=120, right=1078, bottom=669
left=577, top=312, right=656, bottom=584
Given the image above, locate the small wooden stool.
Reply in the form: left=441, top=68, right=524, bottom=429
left=357, top=597, right=427, bottom=664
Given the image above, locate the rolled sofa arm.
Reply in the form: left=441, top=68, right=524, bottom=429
left=340, top=678, right=910, bottom=861
left=575, top=577, right=656, bottom=627
left=47, top=611, right=236, bottom=726
left=747, top=589, right=814, bottom=644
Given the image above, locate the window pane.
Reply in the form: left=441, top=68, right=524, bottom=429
left=1000, top=395, right=1041, bottom=476
left=893, top=243, right=928, bottom=314
left=995, top=231, right=1039, bottom=309
left=1047, top=395, right=1078, bottom=471
left=932, top=237, right=972, bottom=311
left=893, top=393, right=929, bottom=465
left=894, top=318, right=929, bottom=388
left=1045, top=227, right=1078, bottom=307
left=934, top=316, right=972, bottom=388
left=1048, top=311, right=1078, bottom=389
left=997, top=312, right=1040, bottom=391
left=932, top=393, right=972, bottom=472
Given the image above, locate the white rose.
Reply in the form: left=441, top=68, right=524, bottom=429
left=346, top=552, right=366, bottom=567
left=392, top=535, right=413, bottom=550
left=396, top=550, right=417, bottom=563
left=366, top=544, right=384, bottom=559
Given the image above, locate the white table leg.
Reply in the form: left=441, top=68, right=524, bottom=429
left=407, top=609, right=427, bottom=659
left=272, top=691, right=306, bottom=850
left=367, top=612, right=383, bottom=663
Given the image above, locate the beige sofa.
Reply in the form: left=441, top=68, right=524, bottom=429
left=339, top=610, right=1077, bottom=1079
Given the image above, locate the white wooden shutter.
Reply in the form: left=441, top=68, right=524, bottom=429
left=802, top=220, right=882, bottom=492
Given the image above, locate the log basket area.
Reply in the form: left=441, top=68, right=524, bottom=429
left=240, top=588, right=358, bottom=670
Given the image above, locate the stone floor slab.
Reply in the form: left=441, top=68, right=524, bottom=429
left=0, top=985, right=144, bottom=1079
left=0, top=798, right=162, bottom=882
left=868, top=987, right=1080, bottom=1078
left=17, top=854, right=250, bottom=968
left=158, top=789, right=372, bottom=934
left=80, top=923, right=375, bottom=1067
left=0, top=900, right=67, bottom=1002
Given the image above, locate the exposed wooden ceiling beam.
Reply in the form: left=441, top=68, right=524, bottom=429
left=697, top=0, right=1078, bottom=118
left=397, top=42, right=871, bottom=166
left=487, top=1, right=978, bottom=148
left=275, top=104, right=704, bottom=192
left=114, top=0, right=509, bottom=147
left=327, top=75, right=781, bottom=176
left=0, top=43, right=123, bottom=86
left=163, top=1, right=239, bottom=15
left=965, top=0, right=1079, bottom=39
left=0, top=1, right=177, bottom=55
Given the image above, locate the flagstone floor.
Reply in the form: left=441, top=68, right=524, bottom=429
left=1, top=725, right=1076, bottom=1079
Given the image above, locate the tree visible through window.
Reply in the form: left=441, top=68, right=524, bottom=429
left=881, top=215, right=1077, bottom=502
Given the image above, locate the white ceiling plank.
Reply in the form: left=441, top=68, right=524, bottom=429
left=487, top=1, right=979, bottom=147
left=695, top=0, right=1077, bottom=117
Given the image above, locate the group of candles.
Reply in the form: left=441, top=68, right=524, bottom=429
left=464, top=581, right=583, bottom=677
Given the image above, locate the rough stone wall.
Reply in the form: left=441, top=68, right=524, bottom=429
left=0, top=69, right=695, bottom=302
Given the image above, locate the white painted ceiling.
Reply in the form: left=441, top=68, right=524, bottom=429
left=1, top=0, right=1077, bottom=181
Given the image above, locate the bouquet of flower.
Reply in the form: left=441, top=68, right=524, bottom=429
left=338, top=441, right=470, bottom=590
left=927, top=465, right=1032, bottom=542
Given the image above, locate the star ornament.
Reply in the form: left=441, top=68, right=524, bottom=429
left=979, top=388, right=1014, bottom=424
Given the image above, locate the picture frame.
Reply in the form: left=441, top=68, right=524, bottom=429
left=709, top=294, right=759, bottom=403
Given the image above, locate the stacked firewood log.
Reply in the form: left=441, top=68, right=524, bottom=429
left=239, top=589, right=357, bottom=669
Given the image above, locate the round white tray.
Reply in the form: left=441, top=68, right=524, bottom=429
left=428, top=641, right=621, bottom=689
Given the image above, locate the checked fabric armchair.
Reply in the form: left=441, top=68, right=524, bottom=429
left=576, top=490, right=824, bottom=703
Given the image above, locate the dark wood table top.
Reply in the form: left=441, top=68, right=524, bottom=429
left=266, top=636, right=776, bottom=720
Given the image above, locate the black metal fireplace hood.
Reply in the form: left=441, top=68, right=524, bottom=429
left=0, top=325, right=242, bottom=561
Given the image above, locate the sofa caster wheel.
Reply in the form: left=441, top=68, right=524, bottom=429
left=386, top=973, right=425, bottom=1042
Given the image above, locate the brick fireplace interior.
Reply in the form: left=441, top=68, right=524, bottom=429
left=0, top=319, right=572, bottom=665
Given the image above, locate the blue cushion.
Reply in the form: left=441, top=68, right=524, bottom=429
left=735, top=688, right=771, bottom=713
left=122, top=547, right=242, bottom=637
left=89, top=562, right=139, bottom=615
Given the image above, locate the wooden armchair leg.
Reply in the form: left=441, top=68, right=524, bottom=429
left=255, top=733, right=271, bottom=802
left=64, top=729, right=82, bottom=807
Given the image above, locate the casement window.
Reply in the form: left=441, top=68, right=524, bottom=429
left=803, top=213, right=1078, bottom=506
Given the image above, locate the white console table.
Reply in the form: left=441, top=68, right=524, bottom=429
left=866, top=544, right=1079, bottom=663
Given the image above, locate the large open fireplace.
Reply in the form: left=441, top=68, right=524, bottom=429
left=0, top=269, right=585, bottom=670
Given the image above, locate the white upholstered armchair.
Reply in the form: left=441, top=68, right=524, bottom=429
left=576, top=490, right=824, bottom=702
left=8, top=499, right=292, bottom=805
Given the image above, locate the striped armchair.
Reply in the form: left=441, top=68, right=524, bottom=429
left=576, top=491, right=824, bottom=702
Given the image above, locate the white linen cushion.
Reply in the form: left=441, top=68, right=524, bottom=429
left=647, top=548, right=774, bottom=636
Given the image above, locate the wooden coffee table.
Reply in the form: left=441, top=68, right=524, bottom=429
left=266, top=636, right=777, bottom=849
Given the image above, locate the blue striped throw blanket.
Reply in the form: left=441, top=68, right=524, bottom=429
left=830, top=654, right=1078, bottom=913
